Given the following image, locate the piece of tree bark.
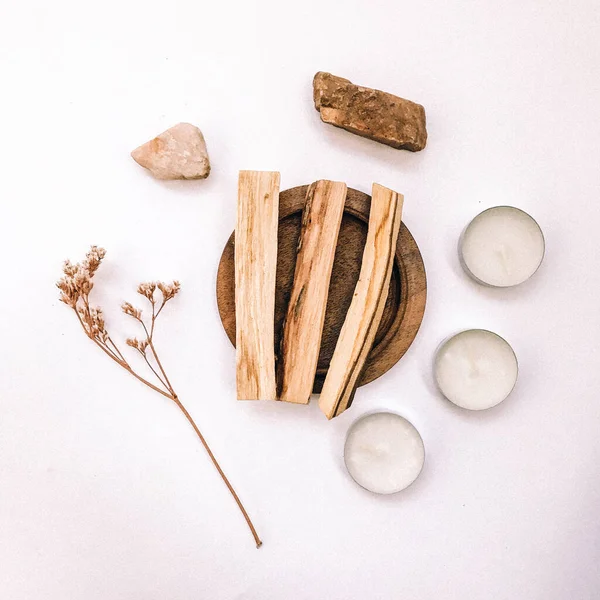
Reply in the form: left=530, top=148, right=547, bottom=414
left=313, top=72, right=427, bottom=152
left=318, top=183, right=404, bottom=419
left=235, top=171, right=280, bottom=400
left=278, top=180, right=348, bottom=404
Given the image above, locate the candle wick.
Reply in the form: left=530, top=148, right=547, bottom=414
left=465, top=345, right=479, bottom=378
left=359, top=444, right=386, bottom=457
left=496, top=244, right=511, bottom=276
left=468, top=358, right=479, bottom=378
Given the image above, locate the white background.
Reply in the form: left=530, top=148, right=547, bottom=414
left=1, top=0, right=599, bottom=598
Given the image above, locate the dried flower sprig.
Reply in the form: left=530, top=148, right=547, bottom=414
left=57, top=246, right=262, bottom=548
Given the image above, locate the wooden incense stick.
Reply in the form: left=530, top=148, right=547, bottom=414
left=279, top=180, right=347, bottom=403
left=235, top=171, right=280, bottom=400
left=318, top=183, right=403, bottom=419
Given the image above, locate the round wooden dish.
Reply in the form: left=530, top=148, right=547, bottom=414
left=216, top=185, right=427, bottom=393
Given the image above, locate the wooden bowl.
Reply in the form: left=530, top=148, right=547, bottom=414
left=216, top=185, right=427, bottom=393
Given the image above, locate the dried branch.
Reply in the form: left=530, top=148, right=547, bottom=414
left=57, top=246, right=262, bottom=548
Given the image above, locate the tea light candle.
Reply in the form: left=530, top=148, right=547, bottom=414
left=344, top=412, right=425, bottom=494
left=460, top=206, right=545, bottom=287
left=434, top=329, right=518, bottom=410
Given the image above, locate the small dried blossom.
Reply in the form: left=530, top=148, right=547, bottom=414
left=121, top=302, right=142, bottom=320
left=126, top=337, right=148, bottom=353
left=57, top=277, right=78, bottom=307
left=77, top=305, right=109, bottom=342
left=158, top=281, right=181, bottom=302
left=83, top=246, right=106, bottom=276
left=56, top=246, right=106, bottom=307
left=137, top=282, right=157, bottom=301
left=62, top=260, right=78, bottom=278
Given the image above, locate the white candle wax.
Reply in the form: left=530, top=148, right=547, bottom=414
left=344, top=412, right=425, bottom=494
left=434, top=329, right=518, bottom=410
left=460, top=206, right=545, bottom=287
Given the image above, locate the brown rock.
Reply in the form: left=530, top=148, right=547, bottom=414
left=131, top=123, right=210, bottom=180
left=313, top=72, right=427, bottom=152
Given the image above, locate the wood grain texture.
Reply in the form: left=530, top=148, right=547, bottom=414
left=318, top=184, right=403, bottom=419
left=278, top=180, right=347, bottom=404
left=217, top=185, right=426, bottom=401
left=235, top=171, right=280, bottom=400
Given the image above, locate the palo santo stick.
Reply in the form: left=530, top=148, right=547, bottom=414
left=318, top=183, right=403, bottom=419
left=279, top=180, right=347, bottom=404
left=235, top=171, right=280, bottom=400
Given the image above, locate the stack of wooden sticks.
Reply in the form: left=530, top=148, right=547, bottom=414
left=235, top=171, right=404, bottom=419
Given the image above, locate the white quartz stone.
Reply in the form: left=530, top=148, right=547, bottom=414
left=131, top=123, right=210, bottom=180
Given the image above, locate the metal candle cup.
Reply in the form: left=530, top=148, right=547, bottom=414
left=344, top=412, right=425, bottom=494
left=459, top=206, right=545, bottom=287
left=434, top=329, right=518, bottom=410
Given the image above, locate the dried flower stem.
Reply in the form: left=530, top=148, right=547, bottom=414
left=171, top=395, right=262, bottom=547
left=58, top=247, right=262, bottom=548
